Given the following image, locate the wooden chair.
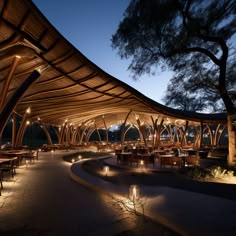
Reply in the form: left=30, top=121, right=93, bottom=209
left=0, top=159, right=16, bottom=179
left=32, top=150, right=39, bottom=161
left=185, top=155, right=200, bottom=167
left=143, top=154, right=155, bottom=168
left=23, top=151, right=35, bottom=165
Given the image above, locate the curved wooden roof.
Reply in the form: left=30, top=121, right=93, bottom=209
left=0, top=0, right=226, bottom=130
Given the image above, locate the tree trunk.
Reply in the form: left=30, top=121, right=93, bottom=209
left=227, top=113, right=236, bottom=167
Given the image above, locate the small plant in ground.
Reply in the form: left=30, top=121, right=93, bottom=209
left=205, top=165, right=234, bottom=179
left=182, top=165, right=234, bottom=181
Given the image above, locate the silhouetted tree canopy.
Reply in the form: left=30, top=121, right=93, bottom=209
left=112, top=0, right=236, bottom=113
left=162, top=56, right=236, bottom=112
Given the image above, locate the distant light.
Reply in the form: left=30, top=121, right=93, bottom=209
left=26, top=107, right=31, bottom=114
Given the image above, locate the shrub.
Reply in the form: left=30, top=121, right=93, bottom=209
left=183, top=165, right=234, bottom=180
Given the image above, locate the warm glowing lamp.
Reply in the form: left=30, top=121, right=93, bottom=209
left=129, top=185, right=140, bottom=201
left=140, top=160, right=144, bottom=166
left=26, top=107, right=31, bottom=114
left=104, top=166, right=109, bottom=176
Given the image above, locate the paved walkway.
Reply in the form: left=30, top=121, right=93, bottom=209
left=1, top=150, right=236, bottom=236
left=71, top=154, right=236, bottom=236
left=0, top=150, right=177, bottom=236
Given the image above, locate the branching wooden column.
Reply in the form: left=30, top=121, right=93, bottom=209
left=151, top=116, right=164, bottom=147
left=11, top=112, right=17, bottom=147
left=136, top=116, right=147, bottom=146
left=59, top=120, right=68, bottom=144
left=38, top=119, right=53, bottom=146
left=0, top=56, right=21, bottom=111
left=54, top=127, right=60, bottom=143
left=71, top=126, right=80, bottom=145
left=15, top=107, right=31, bottom=148
left=121, top=110, right=132, bottom=144
left=181, top=121, right=189, bottom=147
left=0, top=70, right=41, bottom=138
left=215, top=124, right=227, bottom=145
left=65, top=124, right=74, bottom=145
left=94, top=123, right=102, bottom=143
left=102, top=115, right=109, bottom=144
left=79, top=123, right=90, bottom=144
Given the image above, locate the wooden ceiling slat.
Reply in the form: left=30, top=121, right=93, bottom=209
left=0, top=0, right=226, bottom=129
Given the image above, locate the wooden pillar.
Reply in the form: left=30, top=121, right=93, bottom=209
left=38, top=119, right=53, bottom=146
left=53, top=127, right=60, bottom=143
left=206, top=124, right=214, bottom=147
left=59, top=120, right=68, bottom=144
left=0, top=70, right=41, bottom=137
left=217, top=125, right=227, bottom=145
left=15, top=107, right=31, bottom=148
left=94, top=123, right=102, bottom=142
left=0, top=56, right=21, bottom=111
left=156, top=118, right=164, bottom=147
left=121, top=110, right=132, bottom=145
left=199, top=121, right=203, bottom=148
left=11, top=112, right=17, bottom=147
left=136, top=117, right=147, bottom=146
left=181, top=121, right=189, bottom=147
left=102, top=116, right=109, bottom=144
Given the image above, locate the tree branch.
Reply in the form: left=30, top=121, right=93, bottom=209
left=182, top=47, right=220, bottom=65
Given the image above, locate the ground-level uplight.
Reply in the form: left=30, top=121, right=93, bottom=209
left=129, top=185, right=140, bottom=202
left=104, top=165, right=109, bottom=176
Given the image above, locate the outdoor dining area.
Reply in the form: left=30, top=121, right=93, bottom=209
left=114, top=145, right=200, bottom=169
left=0, top=148, right=39, bottom=196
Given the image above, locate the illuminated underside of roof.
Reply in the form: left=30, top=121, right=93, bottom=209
left=0, top=0, right=226, bottom=130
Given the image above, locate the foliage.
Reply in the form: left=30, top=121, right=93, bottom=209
left=162, top=57, right=236, bottom=112
left=112, top=0, right=236, bottom=113
left=184, top=165, right=234, bottom=180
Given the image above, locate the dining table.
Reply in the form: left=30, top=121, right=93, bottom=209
left=0, top=156, right=18, bottom=163
left=159, top=154, right=175, bottom=168
left=0, top=150, right=31, bottom=166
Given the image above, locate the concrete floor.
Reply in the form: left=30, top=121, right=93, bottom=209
left=0, top=150, right=178, bottom=236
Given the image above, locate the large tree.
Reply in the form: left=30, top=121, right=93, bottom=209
left=112, top=0, right=236, bottom=166
left=163, top=58, right=236, bottom=112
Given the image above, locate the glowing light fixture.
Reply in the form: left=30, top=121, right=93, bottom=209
left=140, top=160, right=144, bottom=166
left=26, top=107, right=31, bottom=114
left=104, top=166, right=109, bottom=176
left=129, top=185, right=140, bottom=201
